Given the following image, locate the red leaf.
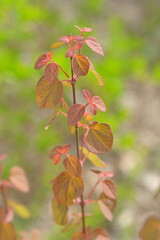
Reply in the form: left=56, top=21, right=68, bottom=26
left=102, top=180, right=117, bottom=200
left=74, top=41, right=84, bottom=50
left=72, top=55, right=90, bottom=76
left=59, top=36, right=70, bottom=43
left=9, top=166, right=30, bottom=193
left=139, top=216, right=160, bottom=240
left=34, top=52, right=52, bottom=70
left=82, top=89, right=92, bottom=102
left=66, top=49, right=74, bottom=58
left=89, top=103, right=98, bottom=115
left=92, top=96, right=106, bottom=112
left=84, top=121, right=113, bottom=154
left=44, top=62, right=58, bottom=82
left=49, top=144, right=71, bottom=165
left=63, top=155, right=82, bottom=177
left=85, top=37, right=104, bottom=56
left=52, top=171, right=84, bottom=206
left=74, top=25, right=92, bottom=33
left=91, top=170, right=114, bottom=178
left=36, top=76, right=63, bottom=108
left=98, top=193, right=116, bottom=222
left=92, top=228, right=109, bottom=240
left=72, top=36, right=84, bottom=41
left=67, top=104, right=85, bottom=126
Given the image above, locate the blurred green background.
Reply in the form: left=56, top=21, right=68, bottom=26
left=0, top=0, right=160, bottom=239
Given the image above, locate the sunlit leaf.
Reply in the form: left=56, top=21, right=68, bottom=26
left=34, top=52, right=52, bottom=70
left=102, top=180, right=117, bottom=200
left=84, top=121, right=113, bottom=154
left=139, top=216, right=160, bottom=240
left=98, top=193, right=116, bottom=222
left=72, top=55, right=89, bottom=76
left=92, top=228, right=109, bottom=240
left=9, top=166, right=29, bottom=193
left=67, top=104, right=85, bottom=126
left=8, top=200, right=31, bottom=219
left=82, top=147, right=106, bottom=167
left=63, top=155, right=82, bottom=177
left=52, top=171, right=84, bottom=206
left=36, top=76, right=63, bottom=108
left=51, top=42, right=65, bottom=48
left=52, top=198, right=68, bottom=225
left=44, top=62, right=58, bottom=82
left=85, top=36, right=104, bottom=56
left=0, top=222, right=16, bottom=240
left=89, top=67, right=104, bottom=86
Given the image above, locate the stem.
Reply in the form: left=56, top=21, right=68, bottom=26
left=70, top=57, right=86, bottom=234
left=1, top=186, right=9, bottom=213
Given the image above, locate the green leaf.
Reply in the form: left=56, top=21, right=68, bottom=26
left=36, top=76, right=63, bottom=108
left=52, top=198, right=68, bottom=225
left=81, top=147, right=106, bottom=167
left=52, top=171, right=84, bottom=206
left=8, top=200, right=31, bottom=219
left=84, top=121, right=113, bottom=154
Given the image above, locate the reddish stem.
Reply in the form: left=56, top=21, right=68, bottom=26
left=86, top=179, right=100, bottom=200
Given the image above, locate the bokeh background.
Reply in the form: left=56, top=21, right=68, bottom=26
left=0, top=0, right=160, bottom=239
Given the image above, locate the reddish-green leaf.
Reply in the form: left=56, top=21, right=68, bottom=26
left=102, top=180, right=117, bottom=200
left=36, top=76, right=63, bottom=108
left=9, top=166, right=30, bottom=193
left=84, top=121, right=113, bottom=154
left=74, top=25, right=92, bottom=33
left=34, top=52, right=52, bottom=70
left=67, top=104, right=85, bottom=126
left=52, top=198, right=68, bottom=225
left=92, top=96, right=106, bottom=112
left=49, top=144, right=71, bottom=165
left=89, top=60, right=104, bottom=86
left=82, top=147, right=106, bottom=167
left=92, top=228, right=109, bottom=240
left=63, top=155, right=82, bottom=177
left=98, top=193, right=116, bottom=222
left=0, top=222, right=16, bottom=240
left=44, top=62, right=58, bottom=82
left=85, top=36, right=104, bottom=56
left=72, top=55, right=89, bottom=76
left=51, top=42, right=65, bottom=48
left=139, top=216, right=160, bottom=240
left=52, top=171, right=84, bottom=206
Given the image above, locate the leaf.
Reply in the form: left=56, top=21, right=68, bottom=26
left=0, top=154, right=7, bottom=162
left=49, top=144, right=71, bottom=165
left=92, top=96, right=106, bottom=112
left=85, top=36, right=104, bottom=56
left=52, top=171, right=84, bottom=206
left=66, top=49, right=74, bottom=58
left=139, top=216, right=160, bottom=240
left=89, top=67, right=104, bottom=86
left=74, top=25, right=92, bottom=33
left=8, top=200, right=31, bottom=219
left=44, top=62, right=58, bottom=82
left=82, top=89, right=92, bottom=102
left=102, top=180, right=117, bottom=200
left=67, top=104, right=85, bottom=126
left=34, top=52, right=52, bottom=70
left=52, top=198, right=68, bottom=225
left=36, top=76, right=63, bottom=108
left=72, top=231, right=84, bottom=240
left=74, top=41, right=84, bottom=50
left=92, top=228, right=109, bottom=240
left=82, top=147, right=106, bottom=167
left=63, top=155, right=82, bottom=177
left=84, top=121, right=113, bottom=154
left=51, top=42, right=65, bottom=48
left=98, top=193, right=116, bottom=222
left=0, top=208, right=5, bottom=222
left=0, top=222, right=16, bottom=240
left=59, top=36, right=70, bottom=42
left=91, top=170, right=114, bottom=178
left=9, top=166, right=30, bottom=193
left=72, top=55, right=89, bottom=76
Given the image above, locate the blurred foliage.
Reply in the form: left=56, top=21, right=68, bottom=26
left=0, top=0, right=160, bottom=239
